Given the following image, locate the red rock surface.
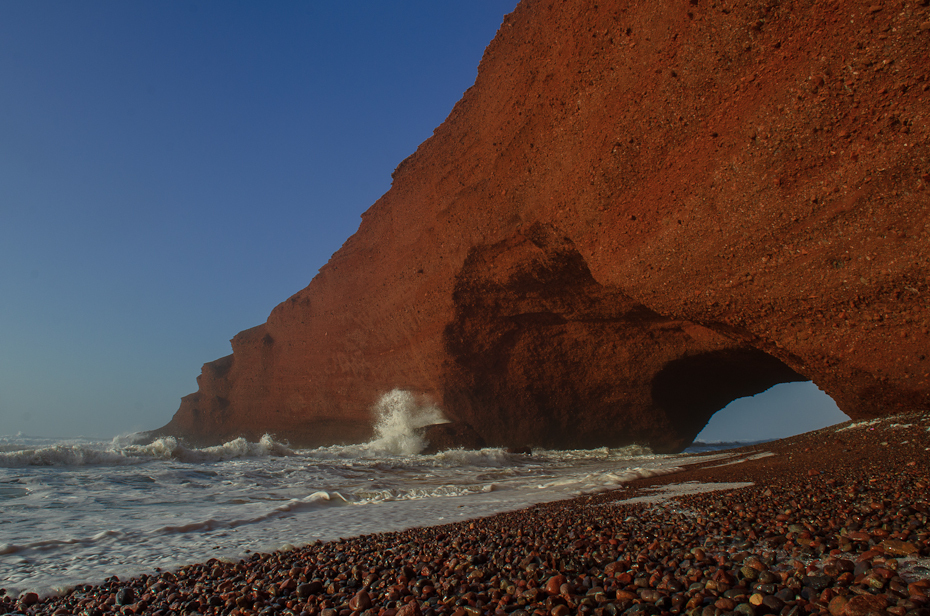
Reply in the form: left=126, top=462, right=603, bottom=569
left=156, top=0, right=930, bottom=451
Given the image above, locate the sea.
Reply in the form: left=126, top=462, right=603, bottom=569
left=0, top=391, right=745, bottom=598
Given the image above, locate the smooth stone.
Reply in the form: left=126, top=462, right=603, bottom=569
left=396, top=601, right=423, bottom=616
left=300, top=581, right=324, bottom=597
left=843, top=595, right=888, bottom=616
left=762, top=595, right=785, bottom=613
left=624, top=603, right=660, bottom=615
left=829, top=595, right=849, bottom=616
left=802, top=575, right=833, bottom=591
left=715, top=597, right=737, bottom=611
left=735, top=603, right=755, bottom=616
left=758, top=571, right=778, bottom=585
left=616, top=591, right=638, bottom=602
left=115, top=588, right=135, bottom=606
left=279, top=578, right=298, bottom=592
left=350, top=590, right=373, bottom=611
left=546, top=576, right=567, bottom=595
left=881, top=540, right=917, bottom=556
left=754, top=583, right=778, bottom=595
left=639, top=589, right=663, bottom=603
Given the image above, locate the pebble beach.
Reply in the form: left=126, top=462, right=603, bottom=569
left=4, top=413, right=929, bottom=616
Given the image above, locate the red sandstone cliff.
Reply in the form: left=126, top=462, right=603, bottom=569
left=157, top=0, right=930, bottom=452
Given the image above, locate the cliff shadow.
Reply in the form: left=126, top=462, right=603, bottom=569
left=441, top=223, right=810, bottom=452
left=650, top=349, right=807, bottom=445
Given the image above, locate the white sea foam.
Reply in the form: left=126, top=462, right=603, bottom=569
left=835, top=413, right=930, bottom=434
left=703, top=451, right=775, bottom=468
left=835, top=419, right=882, bottom=432
left=366, top=390, right=448, bottom=454
left=684, top=439, right=773, bottom=453
left=0, top=392, right=734, bottom=598
left=616, top=481, right=755, bottom=505
left=0, top=433, right=295, bottom=468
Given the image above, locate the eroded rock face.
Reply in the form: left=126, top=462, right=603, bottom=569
left=156, top=0, right=930, bottom=451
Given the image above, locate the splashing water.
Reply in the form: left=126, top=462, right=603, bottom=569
left=0, top=390, right=751, bottom=598
left=0, top=426, right=729, bottom=598
left=366, top=390, right=449, bottom=454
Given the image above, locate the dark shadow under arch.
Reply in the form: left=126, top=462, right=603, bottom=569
left=651, top=348, right=808, bottom=446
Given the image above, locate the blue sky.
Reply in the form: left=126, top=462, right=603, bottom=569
left=0, top=2, right=847, bottom=442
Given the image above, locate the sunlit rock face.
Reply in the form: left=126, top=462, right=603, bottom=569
left=156, top=0, right=930, bottom=451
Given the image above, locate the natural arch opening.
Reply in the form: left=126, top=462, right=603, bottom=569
left=692, top=381, right=848, bottom=446
left=443, top=223, right=851, bottom=453
left=651, top=348, right=809, bottom=450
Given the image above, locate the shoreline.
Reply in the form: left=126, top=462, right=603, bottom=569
left=4, top=414, right=929, bottom=616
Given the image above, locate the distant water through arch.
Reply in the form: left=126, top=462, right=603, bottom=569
left=692, top=381, right=847, bottom=445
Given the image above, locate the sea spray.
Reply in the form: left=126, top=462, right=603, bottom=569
left=366, top=389, right=448, bottom=455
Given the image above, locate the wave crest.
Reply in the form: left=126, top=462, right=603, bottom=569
left=0, top=434, right=294, bottom=468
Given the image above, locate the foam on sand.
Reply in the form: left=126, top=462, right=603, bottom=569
left=617, top=480, right=754, bottom=505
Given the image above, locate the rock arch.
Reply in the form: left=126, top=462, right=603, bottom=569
left=440, top=225, right=809, bottom=452
left=650, top=349, right=807, bottom=448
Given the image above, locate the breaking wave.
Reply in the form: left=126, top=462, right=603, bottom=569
left=364, top=389, right=449, bottom=455
left=0, top=434, right=294, bottom=468
left=0, top=403, right=704, bottom=598
left=0, top=390, right=659, bottom=468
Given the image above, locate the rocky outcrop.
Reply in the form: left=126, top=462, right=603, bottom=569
left=419, top=422, right=487, bottom=455
left=156, top=0, right=930, bottom=452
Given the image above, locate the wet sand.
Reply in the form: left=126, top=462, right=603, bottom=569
left=5, top=413, right=929, bottom=616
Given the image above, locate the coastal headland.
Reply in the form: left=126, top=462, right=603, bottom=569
left=155, top=0, right=930, bottom=452
left=17, top=414, right=929, bottom=615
